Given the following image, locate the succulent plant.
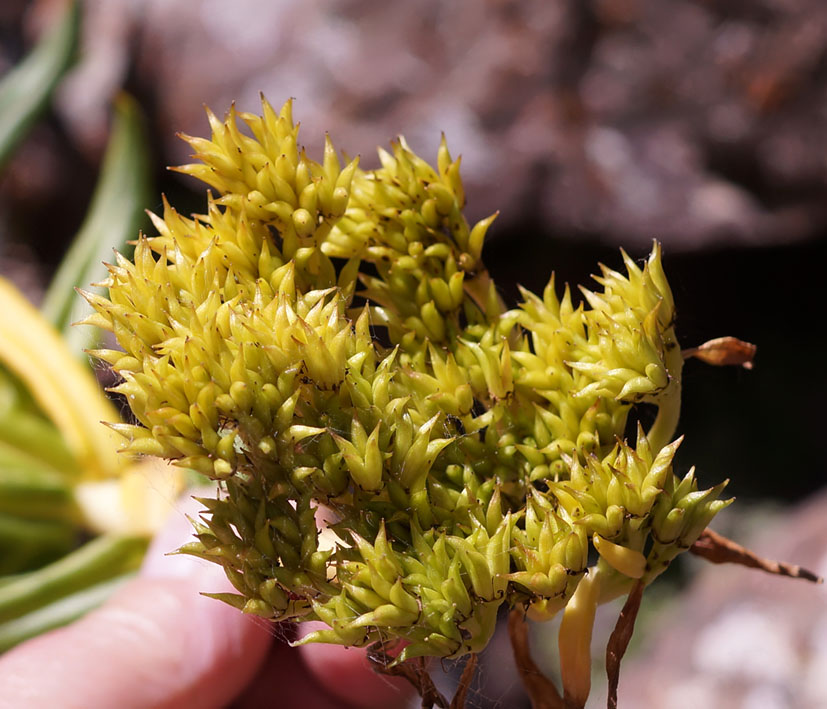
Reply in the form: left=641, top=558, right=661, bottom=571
left=83, top=98, right=804, bottom=708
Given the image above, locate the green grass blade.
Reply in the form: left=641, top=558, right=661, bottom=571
left=0, top=408, right=79, bottom=477
left=0, top=0, right=80, bottom=168
left=0, top=365, right=79, bottom=475
left=41, top=93, right=151, bottom=352
left=0, top=515, right=76, bottom=575
left=0, top=572, right=133, bottom=652
left=0, top=533, right=147, bottom=622
left=0, top=447, right=79, bottom=522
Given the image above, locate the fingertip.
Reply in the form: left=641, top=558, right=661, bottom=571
left=0, top=489, right=273, bottom=709
left=297, top=624, right=414, bottom=709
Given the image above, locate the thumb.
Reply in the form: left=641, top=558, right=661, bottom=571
left=0, top=493, right=272, bottom=709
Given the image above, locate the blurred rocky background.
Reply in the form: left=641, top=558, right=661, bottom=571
left=1, top=1, right=826, bottom=706
left=606, top=491, right=827, bottom=709
left=8, top=0, right=827, bottom=249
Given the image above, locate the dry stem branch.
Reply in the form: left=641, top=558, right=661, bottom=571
left=367, top=641, right=448, bottom=708
left=690, top=528, right=822, bottom=583
left=449, top=653, right=479, bottom=709
left=605, top=580, right=644, bottom=709
left=682, top=336, right=756, bottom=369
left=508, top=608, right=565, bottom=709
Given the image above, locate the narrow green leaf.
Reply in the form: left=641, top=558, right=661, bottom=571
left=0, top=572, right=133, bottom=653
left=41, top=92, right=151, bottom=352
left=0, top=533, right=147, bottom=622
left=0, top=574, right=24, bottom=590
left=0, top=365, right=79, bottom=475
left=0, top=0, right=80, bottom=168
left=0, top=277, right=122, bottom=478
left=0, top=409, right=79, bottom=477
left=0, top=448, right=78, bottom=522
left=0, top=515, right=76, bottom=575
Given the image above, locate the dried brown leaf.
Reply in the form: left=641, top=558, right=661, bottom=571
left=367, top=641, right=448, bottom=708
left=690, top=528, right=822, bottom=583
left=605, top=581, right=644, bottom=709
left=449, top=654, right=479, bottom=709
left=682, top=336, right=756, bottom=369
left=508, top=608, right=565, bottom=709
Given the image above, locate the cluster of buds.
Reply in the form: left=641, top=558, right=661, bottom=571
left=84, top=98, right=733, bottom=704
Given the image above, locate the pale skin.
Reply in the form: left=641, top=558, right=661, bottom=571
left=0, top=495, right=411, bottom=709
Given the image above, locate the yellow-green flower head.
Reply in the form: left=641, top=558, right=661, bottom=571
left=84, top=97, right=730, bottom=663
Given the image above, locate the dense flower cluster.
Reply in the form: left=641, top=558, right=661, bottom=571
left=83, top=99, right=729, bottom=687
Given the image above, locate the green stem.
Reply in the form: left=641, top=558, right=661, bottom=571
left=0, top=408, right=79, bottom=476
left=0, top=515, right=76, bottom=574
left=41, top=93, right=151, bottom=353
left=646, top=329, right=683, bottom=453
left=641, top=542, right=680, bottom=586
left=0, top=573, right=134, bottom=653
left=595, top=558, right=637, bottom=606
left=0, top=534, right=147, bottom=623
left=0, top=445, right=80, bottom=523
